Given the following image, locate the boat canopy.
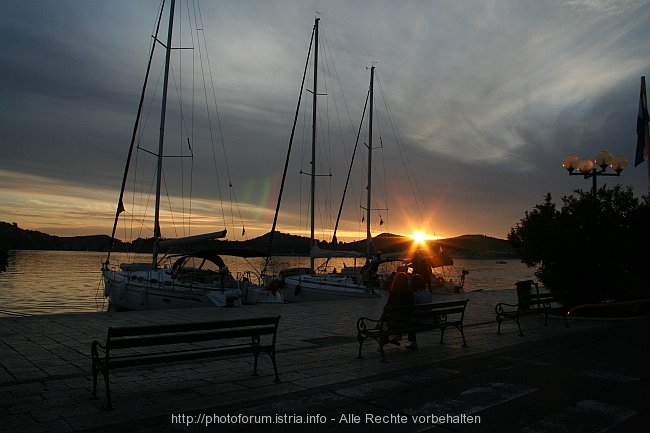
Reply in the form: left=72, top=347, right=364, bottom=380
left=170, top=250, right=229, bottom=272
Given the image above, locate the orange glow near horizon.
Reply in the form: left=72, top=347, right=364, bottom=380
left=409, top=230, right=440, bottom=244
left=410, top=231, right=428, bottom=245
left=406, top=230, right=440, bottom=259
left=2, top=169, right=472, bottom=241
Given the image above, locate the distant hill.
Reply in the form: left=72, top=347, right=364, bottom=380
left=438, top=234, right=516, bottom=258
left=326, top=232, right=515, bottom=259
left=0, top=221, right=515, bottom=258
left=0, top=222, right=121, bottom=252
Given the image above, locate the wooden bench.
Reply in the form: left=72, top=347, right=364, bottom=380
left=356, top=300, right=469, bottom=362
left=91, top=316, right=280, bottom=409
left=495, top=293, right=568, bottom=336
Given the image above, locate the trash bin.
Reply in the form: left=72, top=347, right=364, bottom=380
left=515, top=280, right=534, bottom=310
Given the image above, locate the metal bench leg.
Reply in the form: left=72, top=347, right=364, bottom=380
left=252, top=351, right=260, bottom=376
left=516, top=316, right=524, bottom=336
left=356, top=336, right=365, bottom=359
left=268, top=351, right=280, bottom=383
left=103, top=371, right=114, bottom=410
left=91, top=362, right=98, bottom=400
left=458, top=326, right=468, bottom=347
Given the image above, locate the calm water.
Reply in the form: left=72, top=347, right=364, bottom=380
left=0, top=250, right=535, bottom=317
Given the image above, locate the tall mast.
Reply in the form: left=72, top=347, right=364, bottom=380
left=310, top=18, right=319, bottom=273
left=105, top=0, right=166, bottom=267
left=366, top=66, right=374, bottom=258
left=152, top=0, right=176, bottom=267
left=262, top=24, right=316, bottom=276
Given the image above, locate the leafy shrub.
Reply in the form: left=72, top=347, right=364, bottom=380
left=508, top=187, right=650, bottom=307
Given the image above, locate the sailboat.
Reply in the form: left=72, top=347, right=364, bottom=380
left=271, top=19, right=387, bottom=301
left=102, top=0, right=283, bottom=310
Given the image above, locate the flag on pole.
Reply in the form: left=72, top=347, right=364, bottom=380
left=635, top=76, right=649, bottom=167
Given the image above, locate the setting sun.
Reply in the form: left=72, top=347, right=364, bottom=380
left=410, top=231, right=431, bottom=245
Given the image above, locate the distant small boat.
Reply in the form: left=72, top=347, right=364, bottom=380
left=496, top=260, right=507, bottom=264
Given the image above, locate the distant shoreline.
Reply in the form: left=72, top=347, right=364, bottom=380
left=0, top=222, right=517, bottom=259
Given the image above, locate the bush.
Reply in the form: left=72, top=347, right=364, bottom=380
left=508, top=187, right=650, bottom=308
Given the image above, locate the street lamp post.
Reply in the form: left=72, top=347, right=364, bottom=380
left=562, top=150, right=628, bottom=197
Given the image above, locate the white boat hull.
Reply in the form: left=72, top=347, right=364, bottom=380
left=103, top=268, right=283, bottom=310
left=282, top=274, right=381, bottom=302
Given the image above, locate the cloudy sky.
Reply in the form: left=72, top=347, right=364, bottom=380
left=2, top=0, right=650, bottom=243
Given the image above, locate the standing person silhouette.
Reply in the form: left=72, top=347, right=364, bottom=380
left=412, top=249, right=433, bottom=289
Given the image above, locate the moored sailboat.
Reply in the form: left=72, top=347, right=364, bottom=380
left=102, top=0, right=282, bottom=310
left=270, top=19, right=388, bottom=301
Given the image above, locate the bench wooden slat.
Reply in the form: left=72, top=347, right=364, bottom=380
left=387, top=305, right=465, bottom=315
left=104, top=345, right=262, bottom=369
left=385, top=300, right=467, bottom=312
left=108, top=316, right=279, bottom=337
left=108, top=326, right=277, bottom=349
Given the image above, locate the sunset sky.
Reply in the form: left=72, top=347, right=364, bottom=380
left=2, top=0, right=650, bottom=243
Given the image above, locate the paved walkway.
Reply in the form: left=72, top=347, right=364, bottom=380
left=0, top=289, right=646, bottom=432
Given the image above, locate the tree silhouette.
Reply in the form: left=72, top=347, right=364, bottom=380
left=509, top=186, right=649, bottom=307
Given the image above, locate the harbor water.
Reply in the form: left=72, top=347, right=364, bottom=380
left=0, top=250, right=535, bottom=317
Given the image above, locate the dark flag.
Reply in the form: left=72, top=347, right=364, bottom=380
left=635, top=76, right=649, bottom=167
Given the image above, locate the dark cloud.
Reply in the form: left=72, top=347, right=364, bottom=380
left=1, top=0, right=649, bottom=239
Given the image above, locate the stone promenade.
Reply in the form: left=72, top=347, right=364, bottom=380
left=1, top=289, right=647, bottom=432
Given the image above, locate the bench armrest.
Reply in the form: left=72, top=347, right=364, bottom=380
left=495, top=302, right=518, bottom=314
left=91, top=339, right=107, bottom=360
left=356, top=316, right=382, bottom=332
